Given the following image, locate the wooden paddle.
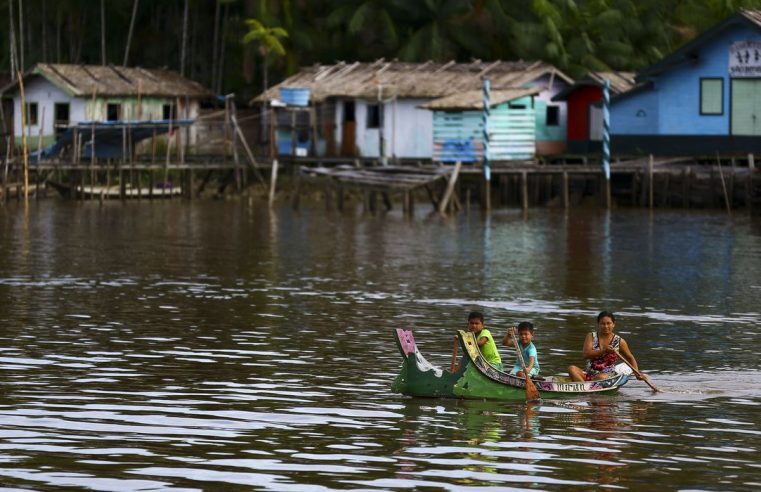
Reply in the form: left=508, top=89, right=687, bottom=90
left=509, top=328, right=540, bottom=401
left=613, top=348, right=660, bottom=392
left=450, top=335, right=460, bottom=372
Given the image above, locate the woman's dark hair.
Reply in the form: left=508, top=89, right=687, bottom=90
left=468, top=311, right=484, bottom=322
left=597, top=311, right=616, bottom=323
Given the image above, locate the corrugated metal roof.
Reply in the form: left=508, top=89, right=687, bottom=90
left=251, top=59, right=572, bottom=104
left=420, top=87, right=540, bottom=110
left=1, top=63, right=213, bottom=98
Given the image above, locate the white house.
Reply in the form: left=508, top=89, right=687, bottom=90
left=1, top=63, right=213, bottom=152
left=252, top=60, right=573, bottom=160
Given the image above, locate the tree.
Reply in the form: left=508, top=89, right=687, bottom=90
left=242, top=17, right=288, bottom=98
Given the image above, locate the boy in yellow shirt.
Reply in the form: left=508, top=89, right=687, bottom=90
left=468, top=311, right=503, bottom=370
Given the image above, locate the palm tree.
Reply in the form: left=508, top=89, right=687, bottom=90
left=242, top=18, right=288, bottom=99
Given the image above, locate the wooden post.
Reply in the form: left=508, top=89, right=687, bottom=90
left=438, top=161, right=461, bottom=216
left=291, top=165, right=301, bottom=211
left=336, top=184, right=344, bottom=212
left=648, top=154, right=654, bottom=209
left=119, top=166, right=125, bottom=200
left=521, top=171, right=528, bottom=210
left=382, top=192, right=392, bottom=211
left=605, top=173, right=611, bottom=209
left=747, top=171, right=753, bottom=211
left=450, top=336, right=459, bottom=372
left=730, top=157, right=736, bottom=207
left=749, top=153, right=755, bottom=170
left=682, top=166, right=690, bottom=208
left=17, top=71, right=29, bottom=203
left=90, top=120, right=96, bottom=201
left=562, top=171, right=569, bottom=208
left=268, top=158, right=278, bottom=207
left=717, top=155, right=731, bottom=214
left=483, top=174, right=491, bottom=211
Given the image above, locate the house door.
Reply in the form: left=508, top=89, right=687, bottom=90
left=731, top=79, right=761, bottom=135
left=340, top=101, right=356, bottom=156
left=54, top=103, right=70, bottom=138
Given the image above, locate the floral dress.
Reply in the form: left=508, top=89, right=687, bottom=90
left=584, top=332, right=621, bottom=380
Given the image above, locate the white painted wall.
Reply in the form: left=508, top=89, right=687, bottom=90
left=332, top=97, right=433, bottom=158
left=11, top=76, right=202, bottom=146
left=12, top=77, right=83, bottom=139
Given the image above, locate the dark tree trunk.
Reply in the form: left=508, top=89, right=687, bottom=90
left=123, top=0, right=139, bottom=66
left=180, top=0, right=189, bottom=75
left=101, top=0, right=106, bottom=65
left=211, top=0, right=221, bottom=90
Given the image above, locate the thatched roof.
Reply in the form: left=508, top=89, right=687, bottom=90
left=420, top=87, right=541, bottom=110
left=251, top=59, right=573, bottom=104
left=1, top=63, right=213, bottom=98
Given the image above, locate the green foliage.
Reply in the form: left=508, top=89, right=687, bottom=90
left=0, top=0, right=751, bottom=94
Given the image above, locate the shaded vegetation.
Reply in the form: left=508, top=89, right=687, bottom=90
left=1, top=0, right=759, bottom=100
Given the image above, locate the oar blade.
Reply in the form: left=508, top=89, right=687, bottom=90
left=525, top=377, right=540, bottom=401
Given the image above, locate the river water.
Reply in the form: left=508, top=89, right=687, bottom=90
left=0, top=199, right=760, bottom=491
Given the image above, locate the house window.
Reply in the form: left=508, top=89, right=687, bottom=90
left=25, top=102, right=38, bottom=125
left=546, top=105, right=560, bottom=126
left=163, top=104, right=175, bottom=120
left=366, top=103, right=380, bottom=129
left=700, top=78, right=723, bottom=115
left=107, top=103, right=121, bottom=121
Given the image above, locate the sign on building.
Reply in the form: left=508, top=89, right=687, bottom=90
left=729, top=41, right=761, bottom=77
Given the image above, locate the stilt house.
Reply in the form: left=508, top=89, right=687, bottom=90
left=551, top=71, right=636, bottom=154
left=251, top=60, right=573, bottom=161
left=608, top=9, right=761, bottom=155
left=0, top=63, right=213, bottom=154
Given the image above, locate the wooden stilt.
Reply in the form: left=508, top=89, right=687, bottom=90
left=683, top=166, right=691, bottom=208
left=119, top=167, right=125, bottom=200
left=483, top=174, right=491, bottom=211
left=336, top=184, right=344, bottom=212
left=562, top=171, right=569, bottom=208
left=291, top=165, right=301, bottom=211
left=268, top=158, right=279, bottom=207
left=382, top=192, right=392, bottom=211
left=521, top=171, right=528, bottom=210
left=648, top=154, right=654, bottom=209
left=605, top=175, right=611, bottom=209
left=438, top=161, right=461, bottom=216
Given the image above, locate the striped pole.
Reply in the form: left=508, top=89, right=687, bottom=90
left=482, top=78, right=491, bottom=183
left=482, top=78, right=491, bottom=210
left=602, top=79, right=611, bottom=181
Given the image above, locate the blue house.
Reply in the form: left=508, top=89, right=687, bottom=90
left=611, top=9, right=761, bottom=155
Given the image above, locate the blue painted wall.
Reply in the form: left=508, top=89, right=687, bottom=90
left=432, top=97, right=536, bottom=162
left=611, top=24, right=761, bottom=136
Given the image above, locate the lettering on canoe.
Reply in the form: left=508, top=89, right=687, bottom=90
left=554, top=382, right=591, bottom=392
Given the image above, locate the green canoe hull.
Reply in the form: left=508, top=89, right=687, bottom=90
left=392, top=328, right=629, bottom=401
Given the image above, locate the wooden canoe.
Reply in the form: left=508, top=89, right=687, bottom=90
left=392, top=328, right=629, bottom=400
